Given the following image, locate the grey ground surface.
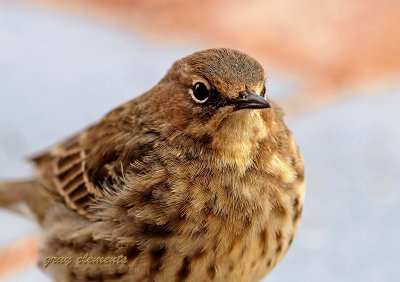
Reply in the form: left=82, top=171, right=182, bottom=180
left=0, top=1, right=399, bottom=281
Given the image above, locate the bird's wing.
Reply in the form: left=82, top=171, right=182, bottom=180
left=31, top=102, right=153, bottom=219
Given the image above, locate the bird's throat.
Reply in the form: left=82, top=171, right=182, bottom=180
left=211, top=110, right=268, bottom=174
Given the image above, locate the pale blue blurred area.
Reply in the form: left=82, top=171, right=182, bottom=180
left=268, top=89, right=400, bottom=282
left=0, top=0, right=198, bottom=180
left=6, top=267, right=51, bottom=282
left=1, top=0, right=399, bottom=281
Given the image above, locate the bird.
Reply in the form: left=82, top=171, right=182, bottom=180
left=0, top=48, right=305, bottom=281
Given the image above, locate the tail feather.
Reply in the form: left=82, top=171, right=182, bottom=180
left=0, top=180, right=36, bottom=219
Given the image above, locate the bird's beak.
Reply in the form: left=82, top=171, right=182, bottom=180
left=229, top=89, right=271, bottom=110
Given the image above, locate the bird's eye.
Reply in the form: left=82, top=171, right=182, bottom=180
left=191, top=82, right=209, bottom=103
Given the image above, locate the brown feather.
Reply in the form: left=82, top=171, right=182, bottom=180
left=11, top=48, right=305, bottom=281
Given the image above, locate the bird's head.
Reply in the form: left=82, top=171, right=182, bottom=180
left=145, top=48, right=282, bottom=171
left=150, top=48, right=274, bottom=141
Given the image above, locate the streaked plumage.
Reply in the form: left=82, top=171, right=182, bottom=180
left=0, top=48, right=305, bottom=281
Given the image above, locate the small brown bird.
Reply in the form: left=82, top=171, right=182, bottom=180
left=0, top=48, right=305, bottom=281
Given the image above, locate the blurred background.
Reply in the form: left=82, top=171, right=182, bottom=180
left=0, top=0, right=399, bottom=281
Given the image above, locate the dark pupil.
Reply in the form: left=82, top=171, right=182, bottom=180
left=194, top=82, right=209, bottom=101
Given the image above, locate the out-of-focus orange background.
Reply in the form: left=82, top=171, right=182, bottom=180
left=0, top=0, right=399, bottom=281
left=22, top=0, right=400, bottom=112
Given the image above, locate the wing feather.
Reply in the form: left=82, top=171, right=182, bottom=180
left=31, top=102, right=146, bottom=219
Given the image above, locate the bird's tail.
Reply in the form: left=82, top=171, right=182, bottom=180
left=0, top=180, right=36, bottom=219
